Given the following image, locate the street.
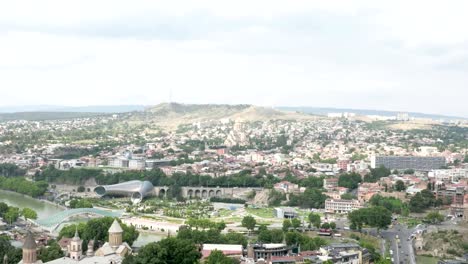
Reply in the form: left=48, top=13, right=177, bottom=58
left=381, top=223, right=417, bottom=264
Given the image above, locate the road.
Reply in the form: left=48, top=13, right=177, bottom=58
left=381, top=223, right=416, bottom=264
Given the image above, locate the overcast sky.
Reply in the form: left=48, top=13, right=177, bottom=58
left=1, top=1, right=467, bottom=117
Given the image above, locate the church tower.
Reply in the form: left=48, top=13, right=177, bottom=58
left=69, top=227, right=82, bottom=260
left=86, top=240, right=95, bottom=257
left=108, top=219, right=123, bottom=249
left=22, top=232, right=37, bottom=264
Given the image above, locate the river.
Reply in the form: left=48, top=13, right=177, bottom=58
left=0, top=189, right=63, bottom=219
left=0, top=189, right=163, bottom=246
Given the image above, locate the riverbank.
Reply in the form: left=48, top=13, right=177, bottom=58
left=0, top=188, right=67, bottom=210
left=0, top=189, right=63, bottom=219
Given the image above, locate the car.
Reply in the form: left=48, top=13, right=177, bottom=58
left=344, top=226, right=350, bottom=230
left=389, top=250, right=393, bottom=255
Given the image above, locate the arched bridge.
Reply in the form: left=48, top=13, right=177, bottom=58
left=34, top=208, right=123, bottom=231
left=181, top=187, right=225, bottom=198
left=153, top=186, right=227, bottom=198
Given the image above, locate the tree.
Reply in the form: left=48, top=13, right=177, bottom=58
left=403, top=169, right=415, bottom=175
left=0, top=236, right=22, bottom=263
left=59, top=217, right=139, bottom=246
left=123, top=237, right=201, bottom=264
left=394, top=180, right=406, bottom=191
left=409, top=189, right=437, bottom=213
left=338, top=173, right=362, bottom=189
left=4, top=207, right=20, bottom=224
left=424, top=211, right=444, bottom=224
left=291, top=218, right=301, bottom=229
left=282, top=219, right=292, bottom=232
left=0, top=202, right=9, bottom=217
left=21, top=208, right=38, bottom=221
left=321, top=223, right=330, bottom=229
left=241, top=216, right=256, bottom=234
left=329, top=222, right=336, bottom=230
left=205, top=250, right=239, bottom=264
left=364, top=166, right=391, bottom=182
left=348, top=206, right=392, bottom=231
left=288, top=188, right=328, bottom=209
left=69, top=199, right=93, bottom=209
left=369, top=195, right=407, bottom=214
left=308, top=213, right=321, bottom=228
left=38, top=240, right=64, bottom=262
left=77, top=186, right=86, bottom=192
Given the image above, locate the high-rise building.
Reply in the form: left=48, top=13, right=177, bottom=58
left=371, top=155, right=446, bottom=171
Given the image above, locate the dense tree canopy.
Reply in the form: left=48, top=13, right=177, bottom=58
left=59, top=217, right=139, bottom=246
left=39, top=166, right=280, bottom=192
left=348, top=206, right=392, bottom=230
left=176, top=227, right=247, bottom=247
left=409, top=189, right=440, bottom=213
left=258, top=228, right=284, bottom=243
left=69, top=198, right=93, bottom=209
left=364, top=166, right=391, bottom=183
left=284, top=231, right=327, bottom=250
left=205, top=250, right=239, bottom=264
left=369, top=194, right=408, bottom=215
left=338, top=172, right=362, bottom=189
left=0, top=176, right=48, bottom=197
left=122, top=237, right=201, bottom=264
left=38, top=240, right=64, bottom=262
left=0, top=235, right=22, bottom=263
left=288, top=188, right=328, bottom=208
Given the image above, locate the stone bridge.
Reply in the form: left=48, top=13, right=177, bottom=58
left=152, top=186, right=256, bottom=199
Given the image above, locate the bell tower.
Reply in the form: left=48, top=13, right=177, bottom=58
left=108, top=219, right=123, bottom=249
left=69, top=227, right=82, bottom=260
left=22, top=232, right=37, bottom=264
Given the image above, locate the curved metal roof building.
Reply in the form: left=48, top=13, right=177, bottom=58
left=94, top=180, right=154, bottom=203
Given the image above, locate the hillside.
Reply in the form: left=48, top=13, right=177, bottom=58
left=127, top=103, right=315, bottom=129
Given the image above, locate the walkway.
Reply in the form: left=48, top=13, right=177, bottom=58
left=34, top=208, right=123, bottom=230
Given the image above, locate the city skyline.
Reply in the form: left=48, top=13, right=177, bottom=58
left=1, top=1, right=468, bottom=117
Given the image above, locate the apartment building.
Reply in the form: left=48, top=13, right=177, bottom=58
left=325, top=199, right=361, bottom=213
left=371, top=155, right=446, bottom=171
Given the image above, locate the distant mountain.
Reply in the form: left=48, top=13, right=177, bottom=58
left=127, top=103, right=315, bottom=129
left=0, top=105, right=146, bottom=113
left=0, top=112, right=107, bottom=121
left=278, top=106, right=467, bottom=120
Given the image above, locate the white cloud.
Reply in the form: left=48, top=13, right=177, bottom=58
left=0, top=0, right=467, bottom=117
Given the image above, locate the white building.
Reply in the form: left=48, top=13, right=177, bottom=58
left=429, top=168, right=468, bottom=182
left=128, top=159, right=145, bottom=170
left=325, top=199, right=361, bottom=213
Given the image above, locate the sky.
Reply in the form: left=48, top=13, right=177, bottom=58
left=0, top=1, right=467, bottom=117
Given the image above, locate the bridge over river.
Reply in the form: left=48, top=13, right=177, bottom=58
left=33, top=208, right=123, bottom=231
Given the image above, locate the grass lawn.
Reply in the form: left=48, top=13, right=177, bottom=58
left=416, top=255, right=439, bottom=264
left=217, top=209, right=233, bottom=217
left=223, top=217, right=243, bottom=224
left=246, top=207, right=275, bottom=218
